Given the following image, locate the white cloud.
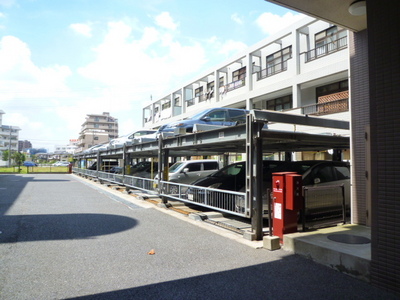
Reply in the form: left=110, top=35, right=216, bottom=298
left=70, top=23, right=92, bottom=37
left=231, top=13, right=243, bottom=25
left=154, top=12, right=178, bottom=30
left=206, top=37, right=247, bottom=57
left=0, top=0, right=15, bottom=7
left=78, top=20, right=207, bottom=101
left=0, top=35, right=75, bottom=147
left=256, top=12, right=304, bottom=35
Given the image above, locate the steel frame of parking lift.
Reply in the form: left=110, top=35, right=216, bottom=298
left=74, top=109, right=350, bottom=241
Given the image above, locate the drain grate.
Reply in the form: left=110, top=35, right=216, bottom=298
left=327, top=234, right=371, bottom=244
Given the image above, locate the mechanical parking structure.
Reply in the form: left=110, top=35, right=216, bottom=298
left=73, top=109, right=350, bottom=240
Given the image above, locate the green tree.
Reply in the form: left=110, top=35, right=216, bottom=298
left=13, top=152, right=26, bottom=167
left=2, top=149, right=10, bottom=162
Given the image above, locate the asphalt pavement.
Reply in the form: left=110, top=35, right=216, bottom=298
left=0, top=173, right=398, bottom=300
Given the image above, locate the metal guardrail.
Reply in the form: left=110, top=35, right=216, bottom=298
left=159, top=181, right=248, bottom=217
left=73, top=168, right=347, bottom=222
left=302, top=184, right=346, bottom=229
left=72, top=167, right=248, bottom=217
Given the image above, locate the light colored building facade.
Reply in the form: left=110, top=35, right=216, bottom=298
left=55, top=139, right=79, bottom=155
left=0, top=110, right=21, bottom=166
left=78, top=112, right=118, bottom=152
left=142, top=16, right=350, bottom=146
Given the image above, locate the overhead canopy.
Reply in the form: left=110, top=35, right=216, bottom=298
left=266, top=0, right=367, bottom=32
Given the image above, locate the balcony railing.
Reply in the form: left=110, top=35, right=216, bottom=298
left=304, top=36, right=348, bottom=62
left=186, top=98, right=195, bottom=107
left=219, top=79, right=246, bottom=96
left=257, top=60, right=288, bottom=81
left=302, top=98, right=349, bottom=116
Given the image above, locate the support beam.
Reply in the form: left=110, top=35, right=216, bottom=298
left=251, top=109, right=350, bottom=129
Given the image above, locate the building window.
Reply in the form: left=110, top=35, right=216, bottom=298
left=162, top=100, right=171, bottom=110
left=94, top=117, right=100, bottom=122
left=195, top=86, right=203, bottom=97
left=206, top=81, right=214, bottom=99
left=232, top=66, right=246, bottom=82
left=316, top=80, right=348, bottom=98
left=174, top=97, right=181, bottom=107
left=266, top=46, right=292, bottom=75
left=266, top=95, right=292, bottom=111
left=313, top=26, right=347, bottom=58
left=94, top=124, right=99, bottom=128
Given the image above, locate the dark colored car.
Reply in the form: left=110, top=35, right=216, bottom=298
left=265, top=160, right=351, bottom=219
left=109, top=166, right=123, bottom=174
left=162, top=107, right=249, bottom=133
left=130, top=161, right=159, bottom=178
left=189, top=160, right=284, bottom=191
left=187, top=160, right=350, bottom=219
left=23, top=161, right=37, bottom=167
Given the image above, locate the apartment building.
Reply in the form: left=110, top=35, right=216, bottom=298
left=142, top=16, right=350, bottom=142
left=18, top=140, right=32, bottom=151
left=78, top=112, right=118, bottom=152
left=0, top=110, right=21, bottom=166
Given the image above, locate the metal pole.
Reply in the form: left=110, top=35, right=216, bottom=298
left=8, top=127, right=12, bottom=168
left=252, top=121, right=264, bottom=241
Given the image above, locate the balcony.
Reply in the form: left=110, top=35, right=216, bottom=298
left=302, top=98, right=349, bottom=116
left=219, top=79, right=246, bottom=97
left=304, top=36, right=348, bottom=62
left=257, top=60, right=289, bottom=81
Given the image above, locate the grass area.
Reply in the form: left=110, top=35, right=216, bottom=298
left=0, top=166, right=70, bottom=174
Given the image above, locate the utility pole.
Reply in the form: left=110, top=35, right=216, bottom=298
left=8, top=126, right=12, bottom=168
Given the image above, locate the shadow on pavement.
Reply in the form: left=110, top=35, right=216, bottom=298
left=0, top=213, right=138, bottom=243
left=66, top=254, right=399, bottom=300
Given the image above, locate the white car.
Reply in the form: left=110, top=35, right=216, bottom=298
left=53, top=161, right=70, bottom=166
left=109, top=130, right=157, bottom=148
left=154, top=160, right=221, bottom=184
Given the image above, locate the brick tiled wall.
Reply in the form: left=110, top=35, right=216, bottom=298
left=368, top=0, right=400, bottom=295
left=349, top=30, right=369, bottom=225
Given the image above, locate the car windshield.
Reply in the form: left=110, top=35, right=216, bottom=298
left=169, top=162, right=184, bottom=173
left=211, top=163, right=245, bottom=177
left=185, top=110, right=210, bottom=120
left=271, top=161, right=321, bottom=175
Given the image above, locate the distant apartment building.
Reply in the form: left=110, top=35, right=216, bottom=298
left=18, top=140, right=32, bottom=151
left=55, top=139, right=79, bottom=154
left=78, top=112, right=118, bottom=152
left=142, top=16, right=350, bottom=152
left=0, top=110, right=21, bottom=166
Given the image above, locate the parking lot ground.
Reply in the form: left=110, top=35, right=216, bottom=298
left=0, top=174, right=398, bottom=299
left=77, top=175, right=381, bottom=287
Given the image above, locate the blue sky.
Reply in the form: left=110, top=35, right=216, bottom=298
left=0, top=0, right=303, bottom=151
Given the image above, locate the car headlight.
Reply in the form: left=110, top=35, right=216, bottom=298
left=208, top=183, right=222, bottom=189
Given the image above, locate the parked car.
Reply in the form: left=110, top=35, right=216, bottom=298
left=162, top=107, right=249, bottom=133
left=88, top=161, right=119, bottom=171
left=130, top=161, right=158, bottom=178
left=53, top=161, right=70, bottom=166
left=131, top=125, right=175, bottom=144
left=108, top=130, right=158, bottom=148
left=82, top=144, right=107, bottom=154
left=265, top=160, right=351, bottom=219
left=187, top=160, right=350, bottom=219
left=186, top=160, right=284, bottom=205
left=188, top=160, right=285, bottom=191
left=109, top=166, right=123, bottom=174
left=154, top=159, right=221, bottom=184
left=23, top=161, right=37, bottom=167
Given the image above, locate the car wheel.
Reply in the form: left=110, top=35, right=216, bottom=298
left=169, top=184, right=179, bottom=194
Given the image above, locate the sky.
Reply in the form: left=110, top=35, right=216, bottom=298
left=0, top=0, right=304, bottom=151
